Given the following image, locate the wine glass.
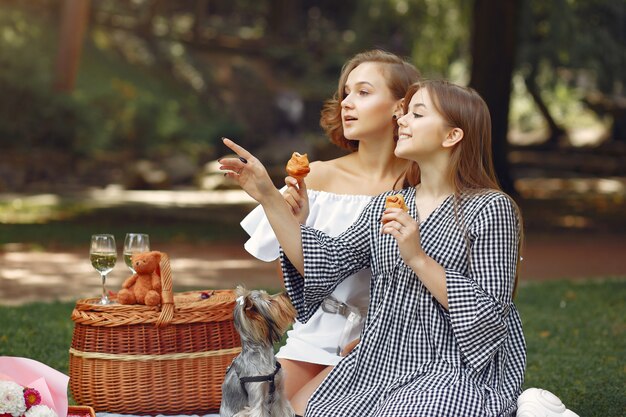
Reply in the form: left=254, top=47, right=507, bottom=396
left=90, top=234, right=117, bottom=305
left=124, top=233, right=150, bottom=273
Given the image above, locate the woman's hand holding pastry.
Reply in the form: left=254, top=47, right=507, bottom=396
left=219, top=138, right=277, bottom=204
left=283, top=176, right=309, bottom=224
left=381, top=209, right=426, bottom=267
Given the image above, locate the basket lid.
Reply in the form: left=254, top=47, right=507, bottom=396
left=71, top=290, right=236, bottom=327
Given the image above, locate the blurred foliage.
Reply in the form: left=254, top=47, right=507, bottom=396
left=0, top=2, right=238, bottom=162
left=518, top=0, right=624, bottom=96
left=347, top=0, right=471, bottom=81
left=515, top=0, right=625, bottom=142
left=0, top=7, right=98, bottom=153
left=0, top=0, right=623, bottom=192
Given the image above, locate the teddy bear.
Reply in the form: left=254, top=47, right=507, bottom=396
left=117, top=251, right=162, bottom=306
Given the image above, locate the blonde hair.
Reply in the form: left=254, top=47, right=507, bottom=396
left=320, top=50, right=421, bottom=151
left=403, top=80, right=524, bottom=295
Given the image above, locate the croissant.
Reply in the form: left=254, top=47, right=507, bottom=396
left=383, top=194, right=408, bottom=223
left=286, top=152, right=310, bottom=180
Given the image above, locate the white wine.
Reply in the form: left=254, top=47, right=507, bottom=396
left=90, top=234, right=117, bottom=305
left=123, top=252, right=135, bottom=272
left=90, top=252, right=116, bottom=274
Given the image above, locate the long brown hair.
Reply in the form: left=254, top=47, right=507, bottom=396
left=320, top=50, right=421, bottom=152
left=404, top=80, right=524, bottom=295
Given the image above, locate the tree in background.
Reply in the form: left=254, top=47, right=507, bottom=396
left=2, top=0, right=623, bottom=192
left=345, top=0, right=470, bottom=79
left=53, top=0, right=89, bottom=92
left=516, top=0, right=625, bottom=145
left=469, top=0, right=521, bottom=196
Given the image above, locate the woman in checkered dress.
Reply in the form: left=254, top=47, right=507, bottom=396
left=219, top=79, right=526, bottom=416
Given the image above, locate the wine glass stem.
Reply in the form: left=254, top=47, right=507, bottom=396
left=101, top=273, right=109, bottom=304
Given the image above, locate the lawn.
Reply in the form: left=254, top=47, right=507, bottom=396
left=0, top=278, right=624, bottom=416
left=516, top=278, right=625, bottom=416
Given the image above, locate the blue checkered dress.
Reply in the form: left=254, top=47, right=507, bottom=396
left=281, top=187, right=526, bottom=417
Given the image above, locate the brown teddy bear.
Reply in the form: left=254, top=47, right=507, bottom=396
left=117, top=251, right=163, bottom=306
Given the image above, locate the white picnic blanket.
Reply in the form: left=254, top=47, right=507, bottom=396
left=96, top=388, right=580, bottom=417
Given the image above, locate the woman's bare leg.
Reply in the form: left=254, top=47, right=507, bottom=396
left=278, top=358, right=327, bottom=400
left=290, top=365, right=334, bottom=416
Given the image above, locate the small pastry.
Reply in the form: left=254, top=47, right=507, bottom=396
left=383, top=194, right=408, bottom=223
left=286, top=152, right=310, bottom=180
left=385, top=194, right=409, bottom=211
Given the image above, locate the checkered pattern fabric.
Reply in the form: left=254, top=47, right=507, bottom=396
left=281, top=187, right=526, bottom=417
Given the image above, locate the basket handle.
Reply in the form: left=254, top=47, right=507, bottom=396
left=156, top=252, right=174, bottom=326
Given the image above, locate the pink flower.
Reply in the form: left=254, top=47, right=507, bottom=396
left=23, top=388, right=41, bottom=409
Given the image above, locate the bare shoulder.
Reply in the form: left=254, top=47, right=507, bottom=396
left=304, top=160, right=333, bottom=191
left=305, top=156, right=352, bottom=191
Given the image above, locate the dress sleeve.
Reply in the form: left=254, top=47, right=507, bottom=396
left=241, top=187, right=320, bottom=262
left=280, top=202, right=374, bottom=323
left=445, top=195, right=521, bottom=372
left=240, top=203, right=281, bottom=262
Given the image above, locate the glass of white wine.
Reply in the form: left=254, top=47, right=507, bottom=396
left=124, top=233, right=150, bottom=273
left=90, top=234, right=117, bottom=305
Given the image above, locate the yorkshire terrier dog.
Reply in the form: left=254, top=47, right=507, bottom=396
left=220, top=286, right=297, bottom=417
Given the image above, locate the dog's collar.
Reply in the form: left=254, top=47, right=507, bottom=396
left=238, top=361, right=282, bottom=400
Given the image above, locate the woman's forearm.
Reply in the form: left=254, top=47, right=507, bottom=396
left=261, top=191, right=305, bottom=275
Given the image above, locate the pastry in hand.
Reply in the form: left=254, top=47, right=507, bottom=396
left=383, top=194, right=408, bottom=223
left=286, top=152, right=310, bottom=180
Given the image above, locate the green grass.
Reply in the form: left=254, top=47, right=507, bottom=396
left=1, top=279, right=624, bottom=416
left=516, top=278, right=625, bottom=416
left=0, top=301, right=75, bottom=373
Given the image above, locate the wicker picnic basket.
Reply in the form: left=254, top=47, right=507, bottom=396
left=68, top=253, right=241, bottom=415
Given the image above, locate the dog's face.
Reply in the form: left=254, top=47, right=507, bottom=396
left=234, top=286, right=297, bottom=345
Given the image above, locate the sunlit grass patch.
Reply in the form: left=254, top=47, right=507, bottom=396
left=0, top=195, right=92, bottom=223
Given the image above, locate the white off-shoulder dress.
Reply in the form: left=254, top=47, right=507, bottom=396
left=240, top=189, right=373, bottom=366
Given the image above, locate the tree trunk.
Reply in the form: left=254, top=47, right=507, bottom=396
left=53, top=0, right=90, bottom=92
left=524, top=66, right=566, bottom=146
left=469, top=0, right=521, bottom=196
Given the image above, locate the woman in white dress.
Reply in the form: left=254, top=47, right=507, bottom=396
left=220, top=79, right=526, bottom=416
left=240, top=50, right=419, bottom=414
